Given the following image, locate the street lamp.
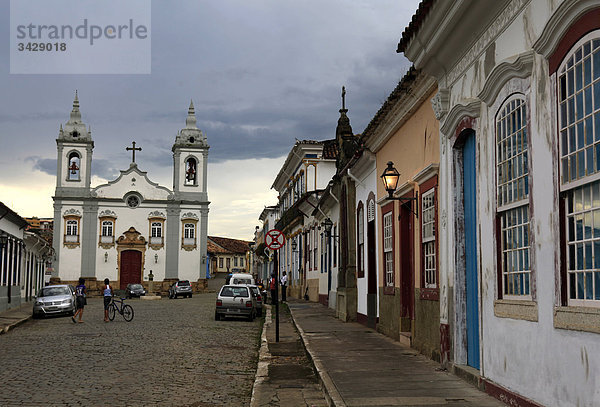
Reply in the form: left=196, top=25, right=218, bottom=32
left=321, top=218, right=339, bottom=238
left=380, top=161, right=419, bottom=217
left=155, top=253, right=159, bottom=263
left=291, top=239, right=298, bottom=252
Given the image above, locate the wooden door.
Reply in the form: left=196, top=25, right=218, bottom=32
left=120, top=250, right=142, bottom=290
left=463, top=132, right=480, bottom=369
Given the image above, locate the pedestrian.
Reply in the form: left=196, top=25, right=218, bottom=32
left=102, top=278, right=113, bottom=322
left=280, top=271, right=287, bottom=302
left=269, top=272, right=277, bottom=305
left=72, top=277, right=86, bottom=323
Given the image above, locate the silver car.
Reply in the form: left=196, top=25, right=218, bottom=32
left=33, top=285, right=76, bottom=318
left=215, top=285, right=256, bottom=321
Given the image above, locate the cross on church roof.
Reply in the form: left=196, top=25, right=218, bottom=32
left=342, top=86, right=346, bottom=110
left=126, top=141, right=142, bottom=163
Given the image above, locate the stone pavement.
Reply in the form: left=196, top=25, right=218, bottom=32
left=251, top=303, right=328, bottom=407
left=287, top=300, right=504, bottom=407
left=0, top=302, right=32, bottom=334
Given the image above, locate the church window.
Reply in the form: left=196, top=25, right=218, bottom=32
left=101, top=221, right=113, bottom=237
left=64, top=217, right=80, bottom=246
left=182, top=221, right=197, bottom=248
left=67, top=152, right=80, bottom=181
left=126, top=195, right=140, bottom=208
left=185, top=157, right=197, bottom=186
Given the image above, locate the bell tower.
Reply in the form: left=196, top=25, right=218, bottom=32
left=172, top=100, right=209, bottom=201
left=55, top=91, right=94, bottom=196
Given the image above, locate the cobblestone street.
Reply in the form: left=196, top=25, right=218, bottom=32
left=0, top=293, right=261, bottom=406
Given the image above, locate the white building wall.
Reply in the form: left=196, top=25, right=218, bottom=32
left=433, top=1, right=600, bottom=406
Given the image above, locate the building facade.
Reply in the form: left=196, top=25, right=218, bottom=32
left=400, top=0, right=600, bottom=405
left=52, top=94, right=209, bottom=294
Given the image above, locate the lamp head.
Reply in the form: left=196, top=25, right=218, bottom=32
left=381, top=161, right=400, bottom=198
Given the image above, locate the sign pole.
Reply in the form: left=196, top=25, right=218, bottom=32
left=274, top=249, right=279, bottom=342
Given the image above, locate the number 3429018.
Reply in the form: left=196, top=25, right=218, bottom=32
left=17, top=42, right=67, bottom=51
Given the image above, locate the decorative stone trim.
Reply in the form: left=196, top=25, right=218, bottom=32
left=431, top=89, right=449, bottom=120
left=148, top=210, right=166, bottom=219
left=440, top=100, right=481, bottom=136
left=493, top=299, right=538, bottom=322
left=554, top=306, right=600, bottom=334
left=532, top=0, right=599, bottom=58
left=478, top=51, right=535, bottom=105
left=63, top=208, right=81, bottom=217
left=98, top=210, right=117, bottom=218
left=181, top=212, right=199, bottom=220
left=412, top=164, right=440, bottom=185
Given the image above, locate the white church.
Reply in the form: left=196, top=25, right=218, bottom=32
left=51, top=93, right=209, bottom=294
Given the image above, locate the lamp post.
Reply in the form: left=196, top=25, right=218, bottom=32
left=380, top=161, right=419, bottom=217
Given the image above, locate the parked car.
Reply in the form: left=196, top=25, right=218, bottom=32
left=32, top=285, right=75, bottom=318
left=214, top=285, right=256, bottom=321
left=228, top=273, right=255, bottom=285
left=126, top=283, right=146, bottom=298
left=247, top=285, right=263, bottom=317
left=168, top=280, right=192, bottom=299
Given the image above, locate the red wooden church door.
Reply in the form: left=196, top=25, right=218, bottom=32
left=120, top=250, right=142, bottom=290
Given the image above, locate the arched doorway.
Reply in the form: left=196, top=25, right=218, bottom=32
left=116, top=227, right=147, bottom=290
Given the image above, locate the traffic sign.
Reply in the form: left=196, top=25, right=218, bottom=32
left=265, top=229, right=285, bottom=250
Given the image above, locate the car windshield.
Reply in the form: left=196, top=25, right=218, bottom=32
left=232, top=278, right=251, bottom=284
left=220, top=286, right=249, bottom=297
left=130, top=284, right=143, bottom=290
left=38, top=287, right=70, bottom=297
left=178, top=281, right=190, bottom=286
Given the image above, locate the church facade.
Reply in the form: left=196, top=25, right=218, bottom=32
left=51, top=93, right=209, bottom=294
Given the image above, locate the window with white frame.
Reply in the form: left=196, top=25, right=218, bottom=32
left=357, top=204, right=364, bottom=278
left=307, top=229, right=311, bottom=270
left=64, top=218, right=79, bottom=243
left=422, top=190, right=436, bottom=288
left=240, top=257, right=244, bottom=267
left=313, top=227, right=318, bottom=271
left=182, top=222, right=196, bottom=247
left=559, top=32, right=600, bottom=306
left=497, top=95, right=531, bottom=297
left=333, top=225, right=337, bottom=267
left=100, top=219, right=114, bottom=244
left=151, top=221, right=163, bottom=243
left=234, top=257, right=238, bottom=267
left=219, top=257, right=223, bottom=268
left=383, top=211, right=393, bottom=287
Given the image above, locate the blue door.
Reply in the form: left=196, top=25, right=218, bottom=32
left=463, top=132, right=480, bottom=369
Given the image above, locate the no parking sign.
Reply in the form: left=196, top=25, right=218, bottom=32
left=265, top=229, right=285, bottom=251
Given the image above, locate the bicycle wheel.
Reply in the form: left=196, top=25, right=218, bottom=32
left=108, top=303, right=116, bottom=321
left=122, top=304, right=134, bottom=322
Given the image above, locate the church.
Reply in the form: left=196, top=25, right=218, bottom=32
left=51, top=93, right=210, bottom=294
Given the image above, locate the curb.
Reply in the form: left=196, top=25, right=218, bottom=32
left=250, top=306, right=272, bottom=407
left=289, top=306, right=346, bottom=407
left=1, top=314, right=32, bottom=334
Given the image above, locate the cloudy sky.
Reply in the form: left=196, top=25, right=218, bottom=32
left=0, top=0, right=419, bottom=240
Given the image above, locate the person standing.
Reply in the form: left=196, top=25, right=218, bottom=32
left=103, top=278, right=113, bottom=322
left=72, top=277, right=86, bottom=323
left=280, top=271, right=287, bottom=303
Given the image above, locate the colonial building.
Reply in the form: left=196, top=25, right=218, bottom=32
left=399, top=0, right=600, bottom=405
left=52, top=93, right=209, bottom=294
left=1, top=202, right=52, bottom=311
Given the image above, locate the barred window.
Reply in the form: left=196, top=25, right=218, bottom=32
left=496, top=95, right=531, bottom=297
left=151, top=222, right=162, bottom=238
left=184, top=223, right=195, bottom=239
left=357, top=204, right=364, bottom=277
left=101, top=220, right=113, bottom=237
left=66, top=220, right=78, bottom=236
left=559, top=32, right=600, bottom=307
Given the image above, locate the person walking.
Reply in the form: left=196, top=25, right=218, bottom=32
left=280, top=271, right=287, bottom=302
left=269, top=272, right=277, bottom=305
left=72, top=277, right=86, bottom=323
left=102, top=278, right=113, bottom=322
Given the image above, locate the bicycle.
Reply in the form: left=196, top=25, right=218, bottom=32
left=108, top=297, right=134, bottom=322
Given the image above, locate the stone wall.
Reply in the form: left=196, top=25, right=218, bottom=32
left=414, top=288, right=441, bottom=362
left=377, top=286, right=402, bottom=341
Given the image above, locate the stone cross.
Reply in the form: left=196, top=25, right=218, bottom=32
left=126, top=141, right=142, bottom=163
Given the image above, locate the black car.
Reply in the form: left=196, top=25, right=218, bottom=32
left=126, top=283, right=146, bottom=298
left=168, top=280, right=192, bottom=299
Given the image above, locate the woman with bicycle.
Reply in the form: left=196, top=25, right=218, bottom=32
left=103, top=278, right=113, bottom=322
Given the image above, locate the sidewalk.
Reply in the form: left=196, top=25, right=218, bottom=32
left=287, top=299, right=504, bottom=407
left=0, top=302, right=32, bottom=334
